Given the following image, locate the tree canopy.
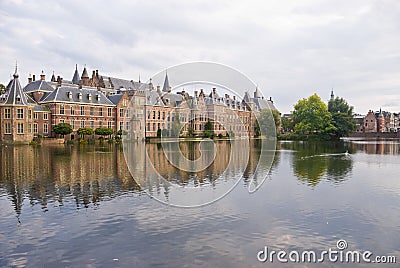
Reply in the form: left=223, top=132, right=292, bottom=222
left=53, top=123, right=73, bottom=137
left=328, top=97, right=356, bottom=138
left=77, top=128, right=94, bottom=137
left=293, top=94, right=336, bottom=137
left=95, top=127, right=114, bottom=137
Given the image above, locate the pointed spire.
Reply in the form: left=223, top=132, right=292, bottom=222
left=330, top=88, right=334, bottom=100
left=4, top=65, right=30, bottom=105
left=72, top=64, right=80, bottom=85
left=138, top=74, right=141, bottom=83
left=81, top=65, right=89, bottom=78
left=13, top=61, right=19, bottom=78
left=51, top=71, right=56, bottom=82
left=162, top=70, right=170, bottom=92
left=254, top=86, right=261, bottom=98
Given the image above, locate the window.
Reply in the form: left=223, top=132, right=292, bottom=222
left=34, top=123, right=38, bottom=133
left=120, top=109, right=124, bottom=118
left=126, top=122, right=130, bottom=130
left=44, top=123, right=48, bottom=134
left=153, top=123, right=156, bottom=131
left=162, top=112, right=165, bottom=120
left=87, top=94, right=92, bottom=101
left=119, top=122, right=124, bottom=130
left=70, top=106, right=75, bottom=115
left=17, top=123, right=24, bottom=134
left=90, top=107, right=94, bottom=116
left=5, top=108, right=11, bottom=119
left=99, top=108, right=103, bottom=117
left=17, top=108, right=24, bottom=119
left=43, top=113, right=48, bottom=120
left=60, top=120, right=64, bottom=124
left=5, top=123, right=11, bottom=134
left=70, top=120, right=75, bottom=130
left=80, top=121, right=85, bottom=128
left=80, top=106, right=85, bottom=115
left=60, top=105, right=65, bottom=115
left=90, top=121, right=94, bottom=129
left=99, top=121, right=103, bottom=128
left=28, top=110, right=32, bottom=119
left=28, top=124, right=32, bottom=133
left=123, top=99, right=128, bottom=106
left=147, top=123, right=150, bottom=131
left=153, top=111, right=155, bottom=119
left=78, top=93, right=82, bottom=100
left=108, top=108, right=112, bottom=117
left=108, top=121, right=112, bottom=129
left=34, top=112, right=38, bottom=120
left=126, top=109, right=130, bottom=118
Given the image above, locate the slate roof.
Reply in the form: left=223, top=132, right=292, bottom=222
left=40, top=86, right=114, bottom=106
left=81, top=67, right=89, bottom=78
left=23, top=80, right=54, bottom=93
left=108, top=94, right=123, bottom=105
left=2, top=71, right=33, bottom=106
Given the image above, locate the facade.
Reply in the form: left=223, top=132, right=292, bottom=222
left=355, top=109, right=400, bottom=133
left=1, top=65, right=277, bottom=143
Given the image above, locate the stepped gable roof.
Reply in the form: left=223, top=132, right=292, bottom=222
left=2, top=67, right=32, bottom=106
left=23, top=80, right=54, bottom=93
left=40, top=86, right=114, bottom=106
left=72, top=64, right=80, bottom=85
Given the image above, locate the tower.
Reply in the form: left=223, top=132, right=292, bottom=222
left=72, top=64, right=80, bottom=85
left=81, top=66, right=89, bottom=86
left=162, top=71, right=171, bottom=92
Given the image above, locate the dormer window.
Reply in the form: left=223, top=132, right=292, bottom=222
left=96, top=94, right=100, bottom=102
left=78, top=93, right=82, bottom=100
left=16, top=95, right=21, bottom=103
left=87, top=93, right=92, bottom=101
left=67, top=91, right=72, bottom=99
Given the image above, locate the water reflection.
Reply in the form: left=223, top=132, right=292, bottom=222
left=0, top=145, right=140, bottom=217
left=280, top=141, right=354, bottom=186
left=345, top=138, right=400, bottom=155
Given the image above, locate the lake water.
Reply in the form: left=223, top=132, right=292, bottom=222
left=0, top=139, right=399, bottom=267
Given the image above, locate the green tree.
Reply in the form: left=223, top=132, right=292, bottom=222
left=281, top=116, right=294, bottom=133
left=203, top=120, right=215, bottom=138
left=77, top=128, right=94, bottom=139
left=171, top=112, right=182, bottom=137
left=95, top=127, right=114, bottom=139
left=188, top=127, right=195, bottom=137
left=53, top=123, right=73, bottom=138
left=255, top=108, right=280, bottom=137
left=293, top=94, right=336, bottom=138
left=0, top=83, right=5, bottom=94
left=328, top=97, right=356, bottom=138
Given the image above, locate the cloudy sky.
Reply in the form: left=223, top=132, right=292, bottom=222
left=1, top=0, right=399, bottom=113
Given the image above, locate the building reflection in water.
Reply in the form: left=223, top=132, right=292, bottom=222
left=348, top=139, right=400, bottom=155
left=123, top=139, right=275, bottom=206
left=0, top=145, right=140, bottom=219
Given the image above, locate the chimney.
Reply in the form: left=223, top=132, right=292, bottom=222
left=40, top=70, right=45, bottom=81
left=194, top=90, right=198, bottom=97
left=96, top=70, right=99, bottom=76
left=157, top=85, right=161, bottom=93
left=33, top=74, right=36, bottom=81
left=212, top=87, right=216, bottom=94
left=28, top=75, right=32, bottom=83
left=233, top=96, right=236, bottom=101
left=225, top=94, right=229, bottom=99
left=269, top=97, right=273, bottom=103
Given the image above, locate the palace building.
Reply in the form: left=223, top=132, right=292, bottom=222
left=0, top=65, right=277, bottom=143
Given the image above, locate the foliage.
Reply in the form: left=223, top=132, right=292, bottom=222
left=293, top=94, right=336, bottom=138
left=187, top=127, right=195, bottom=137
left=171, top=112, right=182, bottom=137
left=77, top=128, right=94, bottom=138
left=0, top=83, right=5, bottom=94
left=255, top=108, right=279, bottom=137
left=95, top=127, right=114, bottom=138
left=203, top=121, right=215, bottom=138
left=53, top=123, right=73, bottom=137
left=281, top=116, right=295, bottom=133
left=328, top=97, right=356, bottom=138
left=117, top=129, right=128, bottom=137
